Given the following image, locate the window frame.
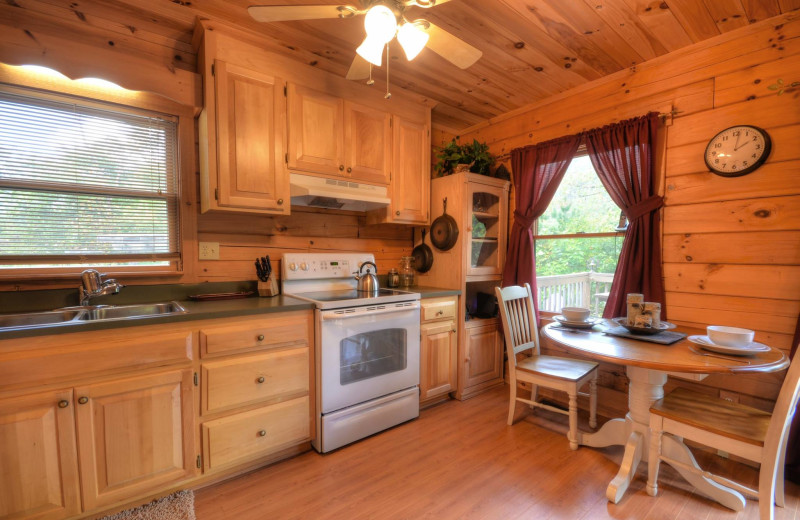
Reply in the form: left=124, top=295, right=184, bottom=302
left=0, top=67, right=196, bottom=281
left=533, top=145, right=625, bottom=317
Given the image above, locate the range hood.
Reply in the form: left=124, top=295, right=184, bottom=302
left=289, top=173, right=391, bottom=212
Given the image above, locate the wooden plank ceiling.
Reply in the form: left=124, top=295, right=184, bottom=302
left=3, top=0, right=798, bottom=133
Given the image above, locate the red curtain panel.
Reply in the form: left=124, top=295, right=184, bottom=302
left=504, top=135, right=582, bottom=318
left=584, top=112, right=667, bottom=320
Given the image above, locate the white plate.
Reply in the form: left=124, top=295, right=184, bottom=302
left=687, top=335, right=770, bottom=355
left=553, top=315, right=603, bottom=329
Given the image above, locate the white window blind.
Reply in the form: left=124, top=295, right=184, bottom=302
left=0, top=89, right=180, bottom=269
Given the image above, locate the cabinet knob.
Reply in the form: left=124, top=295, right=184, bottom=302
left=256, top=376, right=265, bottom=384
left=436, top=310, right=444, bottom=316
left=465, top=357, right=470, bottom=363
left=78, top=396, right=89, bottom=405
left=277, top=198, right=284, bottom=205
left=257, top=334, right=265, bottom=341
left=339, top=165, right=345, bottom=171
left=347, top=167, right=352, bottom=173
left=452, top=329, right=457, bottom=333
left=258, top=430, right=267, bottom=437
left=58, top=400, right=69, bottom=408
left=395, top=211, right=401, bottom=216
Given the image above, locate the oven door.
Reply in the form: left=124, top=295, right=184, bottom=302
left=319, top=301, right=420, bottom=414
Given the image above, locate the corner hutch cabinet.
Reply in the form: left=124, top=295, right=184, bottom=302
left=415, top=172, right=510, bottom=400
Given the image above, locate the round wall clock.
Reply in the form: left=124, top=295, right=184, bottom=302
left=704, top=125, right=772, bottom=177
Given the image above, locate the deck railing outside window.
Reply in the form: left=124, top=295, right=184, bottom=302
left=536, top=270, right=614, bottom=316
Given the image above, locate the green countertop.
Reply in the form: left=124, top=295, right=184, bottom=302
left=0, top=282, right=459, bottom=340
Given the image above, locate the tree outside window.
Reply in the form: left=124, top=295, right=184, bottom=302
left=534, top=152, right=624, bottom=316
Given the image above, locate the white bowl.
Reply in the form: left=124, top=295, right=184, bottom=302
left=706, top=326, right=755, bottom=348
left=561, top=307, right=591, bottom=322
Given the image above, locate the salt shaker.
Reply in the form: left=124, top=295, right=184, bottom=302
left=387, top=268, right=400, bottom=288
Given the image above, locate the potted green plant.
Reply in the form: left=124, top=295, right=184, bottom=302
left=434, top=139, right=496, bottom=177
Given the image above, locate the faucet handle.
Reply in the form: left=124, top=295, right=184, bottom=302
left=80, top=269, right=102, bottom=292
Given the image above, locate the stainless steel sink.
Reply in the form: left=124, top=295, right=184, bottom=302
left=0, top=302, right=187, bottom=332
left=79, top=302, right=187, bottom=321
left=0, top=309, right=84, bottom=330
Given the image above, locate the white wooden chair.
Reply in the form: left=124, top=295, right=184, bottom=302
left=495, top=283, right=599, bottom=450
left=647, top=349, right=800, bottom=519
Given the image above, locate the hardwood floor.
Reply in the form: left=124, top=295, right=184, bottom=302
left=194, top=385, right=800, bottom=519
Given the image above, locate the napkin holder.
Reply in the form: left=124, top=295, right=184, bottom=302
left=258, top=275, right=279, bottom=297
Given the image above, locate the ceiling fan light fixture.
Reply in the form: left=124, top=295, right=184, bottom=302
left=356, top=36, right=386, bottom=66
left=397, top=21, right=430, bottom=61
left=363, top=4, right=397, bottom=44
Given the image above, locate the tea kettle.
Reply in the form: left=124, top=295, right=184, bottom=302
left=354, top=261, right=379, bottom=295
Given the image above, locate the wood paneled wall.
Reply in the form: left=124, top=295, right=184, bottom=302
left=455, top=11, right=800, bottom=409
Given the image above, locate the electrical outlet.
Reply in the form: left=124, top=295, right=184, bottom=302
left=199, top=242, right=220, bottom=260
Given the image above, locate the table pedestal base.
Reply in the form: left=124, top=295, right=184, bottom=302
left=577, top=366, right=744, bottom=510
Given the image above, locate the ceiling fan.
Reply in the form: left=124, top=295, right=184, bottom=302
left=247, top=1, right=482, bottom=81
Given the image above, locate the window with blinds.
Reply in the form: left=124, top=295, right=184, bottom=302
left=0, top=89, right=181, bottom=272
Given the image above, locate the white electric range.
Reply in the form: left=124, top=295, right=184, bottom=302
left=282, top=253, right=420, bottom=453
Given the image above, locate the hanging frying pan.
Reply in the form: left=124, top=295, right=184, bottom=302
left=430, top=197, right=459, bottom=251
left=412, top=229, right=434, bottom=273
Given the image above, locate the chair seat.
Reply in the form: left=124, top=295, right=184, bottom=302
left=650, top=387, right=771, bottom=446
left=517, top=354, right=598, bottom=382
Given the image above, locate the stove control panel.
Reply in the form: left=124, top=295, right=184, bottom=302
left=282, top=253, right=376, bottom=280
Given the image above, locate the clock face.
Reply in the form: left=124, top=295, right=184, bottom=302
left=704, top=125, right=772, bottom=177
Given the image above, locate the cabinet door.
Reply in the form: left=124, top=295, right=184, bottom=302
left=463, top=324, right=502, bottom=389
left=0, top=389, right=80, bottom=520
left=344, top=102, right=391, bottom=185
left=287, top=83, right=344, bottom=177
left=420, top=320, right=457, bottom=401
left=390, top=117, right=429, bottom=224
left=466, top=182, right=508, bottom=277
left=75, top=370, right=195, bottom=510
left=215, top=60, right=289, bottom=213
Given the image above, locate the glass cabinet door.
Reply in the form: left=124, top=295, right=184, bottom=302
left=467, top=184, right=506, bottom=277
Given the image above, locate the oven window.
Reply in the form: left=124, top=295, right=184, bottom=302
left=340, top=329, right=408, bottom=385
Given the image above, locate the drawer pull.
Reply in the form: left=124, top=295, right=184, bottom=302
left=256, top=376, right=265, bottom=384
left=78, top=396, right=89, bottom=405
left=258, top=430, right=267, bottom=437
left=257, top=334, right=265, bottom=341
left=436, top=310, right=444, bottom=316
left=58, top=400, right=69, bottom=408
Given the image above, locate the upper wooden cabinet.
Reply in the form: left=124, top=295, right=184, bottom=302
left=199, top=59, right=289, bottom=214
left=367, top=116, right=430, bottom=225
left=287, top=83, right=344, bottom=178
left=344, top=102, right=391, bottom=185
left=287, top=83, right=391, bottom=185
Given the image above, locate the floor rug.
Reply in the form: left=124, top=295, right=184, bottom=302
left=99, top=490, right=195, bottom=520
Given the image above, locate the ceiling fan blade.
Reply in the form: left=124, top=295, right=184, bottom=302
left=248, top=4, right=360, bottom=22
left=423, top=22, right=482, bottom=69
left=346, top=55, right=371, bottom=80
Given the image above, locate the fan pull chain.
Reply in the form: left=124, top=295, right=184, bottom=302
left=367, top=63, right=374, bottom=86
left=384, top=42, right=392, bottom=99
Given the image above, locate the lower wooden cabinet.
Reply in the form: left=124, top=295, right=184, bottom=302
left=0, top=389, right=81, bottom=520
left=75, top=370, right=196, bottom=511
left=419, top=296, right=458, bottom=407
left=461, top=320, right=504, bottom=395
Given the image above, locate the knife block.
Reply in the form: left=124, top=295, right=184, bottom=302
left=258, top=275, right=279, bottom=297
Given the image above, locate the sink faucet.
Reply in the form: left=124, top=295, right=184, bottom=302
left=79, top=269, right=124, bottom=306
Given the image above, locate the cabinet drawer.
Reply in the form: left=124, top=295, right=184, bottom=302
left=0, top=329, right=194, bottom=389
left=421, top=297, right=457, bottom=322
left=200, top=312, right=311, bottom=358
left=202, top=347, right=309, bottom=415
left=202, top=396, right=310, bottom=471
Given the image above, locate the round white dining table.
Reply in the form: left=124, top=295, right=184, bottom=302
left=542, top=320, right=789, bottom=510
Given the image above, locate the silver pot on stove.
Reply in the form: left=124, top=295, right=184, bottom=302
left=354, top=261, right=379, bottom=295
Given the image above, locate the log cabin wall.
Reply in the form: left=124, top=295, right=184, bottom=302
left=0, top=3, right=414, bottom=292
left=452, top=11, right=800, bottom=415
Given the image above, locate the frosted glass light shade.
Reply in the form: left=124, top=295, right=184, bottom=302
left=397, top=22, right=429, bottom=61
left=357, top=36, right=385, bottom=66
left=363, top=5, right=397, bottom=44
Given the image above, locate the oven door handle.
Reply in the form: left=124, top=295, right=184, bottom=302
left=320, top=302, right=419, bottom=320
